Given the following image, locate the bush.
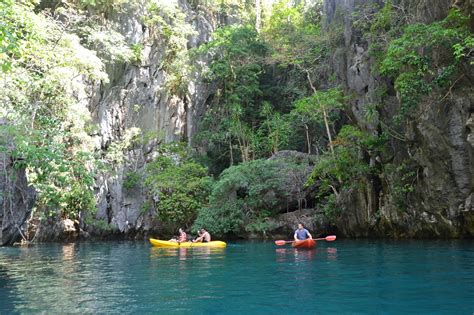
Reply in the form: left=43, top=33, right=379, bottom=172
left=193, top=156, right=312, bottom=236
left=144, top=143, right=213, bottom=228
left=307, top=125, right=385, bottom=199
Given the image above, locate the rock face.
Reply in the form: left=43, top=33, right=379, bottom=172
left=35, top=219, right=87, bottom=243
left=86, top=1, right=219, bottom=238
left=323, top=0, right=474, bottom=237
left=0, top=121, right=36, bottom=245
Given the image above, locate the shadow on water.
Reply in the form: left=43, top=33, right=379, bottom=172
left=0, top=264, right=18, bottom=315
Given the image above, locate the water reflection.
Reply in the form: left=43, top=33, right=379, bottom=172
left=327, top=247, right=337, bottom=260
left=0, top=265, right=17, bottom=314
left=275, top=247, right=338, bottom=262
left=61, top=243, right=76, bottom=261
left=149, top=247, right=226, bottom=261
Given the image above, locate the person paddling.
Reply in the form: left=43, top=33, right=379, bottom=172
left=170, top=228, right=187, bottom=243
left=294, top=223, right=312, bottom=241
left=193, top=228, right=211, bottom=243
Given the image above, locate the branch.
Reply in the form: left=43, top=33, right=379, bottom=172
left=439, top=74, right=464, bottom=103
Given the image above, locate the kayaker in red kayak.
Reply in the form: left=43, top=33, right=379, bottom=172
left=169, top=228, right=187, bottom=243
left=294, top=223, right=313, bottom=241
left=193, top=228, right=211, bottom=243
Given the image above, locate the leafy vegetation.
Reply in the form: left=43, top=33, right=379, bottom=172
left=357, top=4, right=472, bottom=121
left=144, top=143, right=213, bottom=228
left=1, top=0, right=105, bottom=221
left=381, top=10, right=470, bottom=119
left=193, top=157, right=311, bottom=236
left=195, top=24, right=268, bottom=166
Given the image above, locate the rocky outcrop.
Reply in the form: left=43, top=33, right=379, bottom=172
left=322, top=0, right=474, bottom=238
left=0, top=121, right=36, bottom=245
left=35, top=219, right=88, bottom=243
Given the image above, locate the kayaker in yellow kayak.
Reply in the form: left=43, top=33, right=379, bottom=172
left=169, top=228, right=187, bottom=243
left=193, top=228, right=211, bottom=243
left=294, top=223, right=313, bottom=241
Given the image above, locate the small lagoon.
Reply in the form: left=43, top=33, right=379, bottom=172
left=1, top=240, right=473, bottom=314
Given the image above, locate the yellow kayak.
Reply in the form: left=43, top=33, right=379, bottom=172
left=149, top=238, right=227, bottom=248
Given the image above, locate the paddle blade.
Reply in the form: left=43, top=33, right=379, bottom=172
left=274, top=240, right=286, bottom=246
left=325, top=235, right=337, bottom=241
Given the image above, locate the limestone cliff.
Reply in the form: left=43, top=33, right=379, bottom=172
left=80, top=1, right=219, bottom=238
left=323, top=0, right=474, bottom=237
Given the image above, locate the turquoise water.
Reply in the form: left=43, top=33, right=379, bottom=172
left=0, top=240, right=473, bottom=314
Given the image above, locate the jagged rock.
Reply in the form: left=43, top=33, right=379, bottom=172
left=35, top=218, right=87, bottom=242
left=467, top=113, right=474, bottom=147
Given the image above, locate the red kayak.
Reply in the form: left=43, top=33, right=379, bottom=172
left=292, top=239, right=316, bottom=249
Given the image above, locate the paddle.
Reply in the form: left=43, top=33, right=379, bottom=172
left=274, top=235, right=336, bottom=246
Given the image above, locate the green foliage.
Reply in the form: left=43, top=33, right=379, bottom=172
left=123, top=170, right=141, bottom=190
left=0, top=0, right=32, bottom=71
left=195, top=24, right=268, bottom=165
left=307, top=125, right=385, bottom=199
left=261, top=0, right=336, bottom=104
left=321, top=194, right=340, bottom=218
left=143, top=0, right=197, bottom=94
left=130, top=43, right=143, bottom=63
left=353, top=0, right=405, bottom=65
left=289, top=87, right=345, bottom=153
left=0, top=1, right=105, bottom=220
left=201, top=24, right=267, bottom=102
left=104, top=128, right=141, bottom=168
left=90, top=219, right=114, bottom=231
left=11, top=128, right=96, bottom=219
left=385, top=162, right=417, bottom=211
left=194, top=1, right=345, bottom=169
left=74, top=0, right=132, bottom=14
left=378, top=9, right=471, bottom=120
left=74, top=24, right=135, bottom=63
left=245, top=213, right=278, bottom=236
left=144, top=143, right=213, bottom=227
left=257, top=102, right=291, bottom=155
left=263, top=0, right=326, bottom=67
left=453, top=35, right=474, bottom=64
left=193, top=157, right=309, bottom=236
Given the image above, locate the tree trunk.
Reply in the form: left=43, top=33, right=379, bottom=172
left=229, top=136, right=234, bottom=166
left=305, top=70, right=334, bottom=155
left=255, top=0, right=261, bottom=33
left=304, top=123, right=311, bottom=154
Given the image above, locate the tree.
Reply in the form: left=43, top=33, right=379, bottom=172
left=144, top=143, right=213, bottom=228
left=195, top=25, right=268, bottom=165
left=258, top=102, right=291, bottom=155
left=290, top=88, right=344, bottom=154
left=193, top=156, right=312, bottom=236
left=1, top=0, right=106, bottom=222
